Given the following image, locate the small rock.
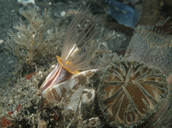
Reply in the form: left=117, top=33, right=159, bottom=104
left=17, top=0, right=35, bottom=6
left=0, top=40, right=4, bottom=45
left=60, top=11, right=66, bottom=17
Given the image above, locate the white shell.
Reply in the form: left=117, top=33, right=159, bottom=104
left=81, top=89, right=95, bottom=105
left=41, top=69, right=98, bottom=103
left=65, top=86, right=84, bottom=112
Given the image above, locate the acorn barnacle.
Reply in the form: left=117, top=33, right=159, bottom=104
left=97, top=60, right=168, bottom=127
left=39, top=11, right=98, bottom=104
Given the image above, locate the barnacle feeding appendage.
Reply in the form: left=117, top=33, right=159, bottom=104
left=40, top=11, right=98, bottom=103
left=40, top=45, right=80, bottom=93
left=39, top=43, right=96, bottom=103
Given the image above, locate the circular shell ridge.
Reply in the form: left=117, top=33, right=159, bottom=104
left=97, top=60, right=168, bottom=127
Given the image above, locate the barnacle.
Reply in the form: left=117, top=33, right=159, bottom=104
left=40, top=10, right=98, bottom=103
left=97, top=60, right=168, bottom=127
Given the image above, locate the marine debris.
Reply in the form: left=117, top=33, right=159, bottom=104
left=106, top=0, right=140, bottom=28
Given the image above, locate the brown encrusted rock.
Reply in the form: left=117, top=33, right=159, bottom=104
left=138, top=0, right=161, bottom=25
left=97, top=59, right=168, bottom=127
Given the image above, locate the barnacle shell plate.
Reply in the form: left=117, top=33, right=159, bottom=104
left=97, top=60, right=168, bottom=127
left=41, top=68, right=98, bottom=104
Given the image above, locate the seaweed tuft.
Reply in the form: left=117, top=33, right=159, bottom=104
left=7, top=7, right=63, bottom=67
